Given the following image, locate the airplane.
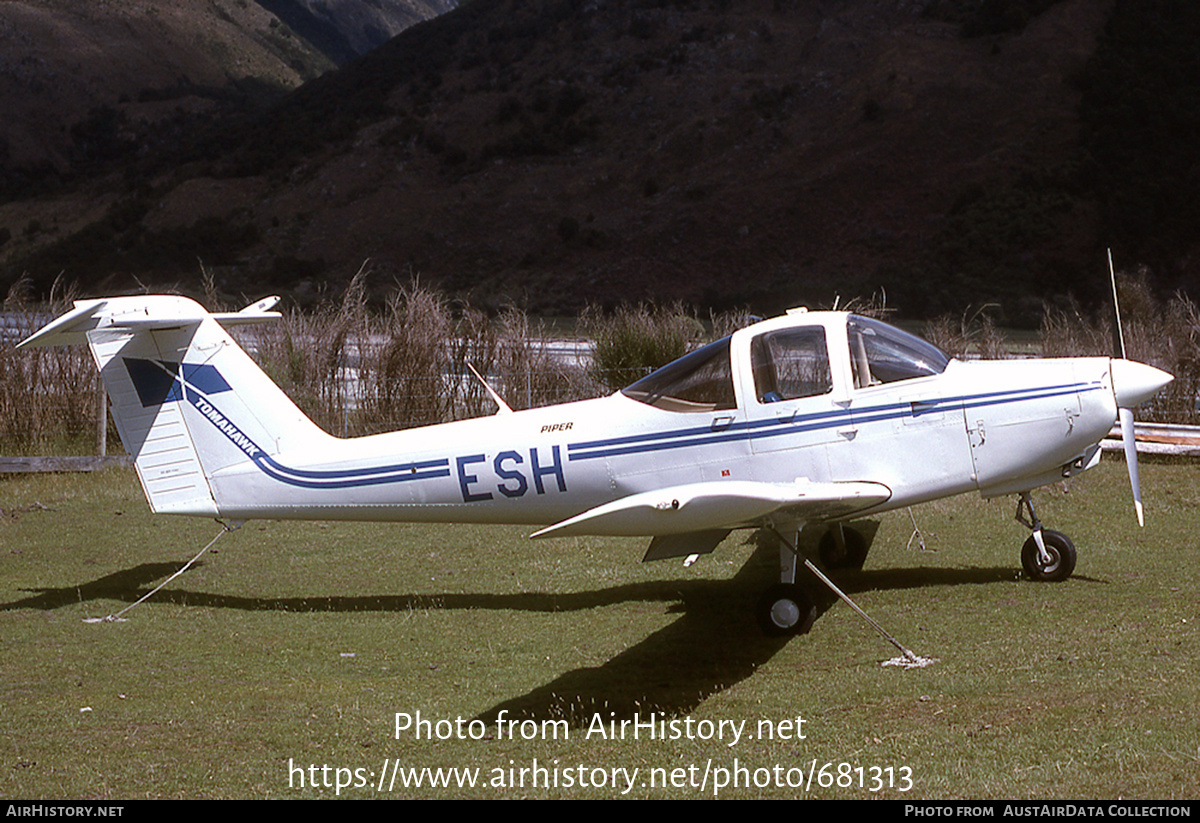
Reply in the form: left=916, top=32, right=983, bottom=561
left=18, top=294, right=1173, bottom=636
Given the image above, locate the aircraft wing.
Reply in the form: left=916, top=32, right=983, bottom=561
left=530, top=479, right=891, bottom=539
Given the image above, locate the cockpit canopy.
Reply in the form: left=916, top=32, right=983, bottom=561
left=620, top=313, right=951, bottom=412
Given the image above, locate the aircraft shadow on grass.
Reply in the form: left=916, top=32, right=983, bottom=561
left=4, top=521, right=1026, bottom=727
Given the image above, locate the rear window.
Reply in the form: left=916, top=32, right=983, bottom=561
left=621, top=337, right=736, bottom=412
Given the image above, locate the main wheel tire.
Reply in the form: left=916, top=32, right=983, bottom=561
left=1021, top=529, right=1077, bottom=582
left=818, top=525, right=868, bottom=569
left=757, top=583, right=816, bottom=636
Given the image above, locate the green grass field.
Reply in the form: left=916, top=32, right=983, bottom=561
left=1, top=460, right=1197, bottom=799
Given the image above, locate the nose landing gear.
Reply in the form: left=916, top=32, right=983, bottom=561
left=1015, top=492, right=1077, bottom=582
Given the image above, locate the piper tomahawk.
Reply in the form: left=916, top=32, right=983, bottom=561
left=20, top=297, right=1172, bottom=635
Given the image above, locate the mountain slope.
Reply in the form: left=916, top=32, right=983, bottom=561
left=258, top=0, right=457, bottom=66
left=0, top=0, right=451, bottom=183
left=8, top=0, right=1193, bottom=322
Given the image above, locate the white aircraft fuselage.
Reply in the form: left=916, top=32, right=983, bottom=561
left=206, top=352, right=1110, bottom=523
left=191, top=310, right=1120, bottom=527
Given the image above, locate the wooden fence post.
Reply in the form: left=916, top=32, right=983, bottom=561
left=97, top=381, right=107, bottom=457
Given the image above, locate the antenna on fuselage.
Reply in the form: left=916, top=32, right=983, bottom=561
left=466, top=362, right=513, bottom=415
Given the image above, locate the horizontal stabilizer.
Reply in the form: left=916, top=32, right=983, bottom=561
left=18, top=296, right=281, bottom=349
left=16, top=299, right=107, bottom=349
left=531, top=479, right=891, bottom=538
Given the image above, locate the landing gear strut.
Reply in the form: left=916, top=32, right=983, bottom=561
left=760, top=526, right=931, bottom=666
left=756, top=531, right=815, bottom=636
left=1015, top=492, right=1077, bottom=582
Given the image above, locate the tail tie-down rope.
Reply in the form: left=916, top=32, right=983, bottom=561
left=83, top=521, right=242, bottom=624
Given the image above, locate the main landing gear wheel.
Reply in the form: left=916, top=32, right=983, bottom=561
left=757, top=583, right=816, bottom=636
left=818, top=525, right=868, bottom=569
left=1021, top=529, right=1077, bottom=582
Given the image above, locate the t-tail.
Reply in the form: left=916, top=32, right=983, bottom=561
left=19, top=295, right=330, bottom=516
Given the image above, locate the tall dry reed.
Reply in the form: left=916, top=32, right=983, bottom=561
left=5, top=274, right=1197, bottom=456
left=1040, top=270, right=1199, bottom=423
left=924, top=305, right=1010, bottom=360
left=581, top=302, right=705, bottom=392
left=0, top=276, right=103, bottom=454
left=246, top=280, right=596, bottom=435
left=242, top=272, right=370, bottom=435
left=494, top=306, right=596, bottom=410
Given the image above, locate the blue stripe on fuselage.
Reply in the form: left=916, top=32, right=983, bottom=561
left=566, top=381, right=1104, bottom=461
left=182, top=383, right=451, bottom=490
left=143, top=357, right=1104, bottom=491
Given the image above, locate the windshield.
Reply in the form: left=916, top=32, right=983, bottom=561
left=847, top=315, right=950, bottom=388
left=621, top=337, right=736, bottom=412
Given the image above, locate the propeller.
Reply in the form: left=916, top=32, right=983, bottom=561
left=1107, top=250, right=1173, bottom=526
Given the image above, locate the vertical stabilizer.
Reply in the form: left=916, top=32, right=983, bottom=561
left=21, top=295, right=331, bottom=516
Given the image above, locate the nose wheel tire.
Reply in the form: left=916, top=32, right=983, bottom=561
left=757, top=583, right=816, bottom=636
left=1021, top=529, right=1076, bottom=582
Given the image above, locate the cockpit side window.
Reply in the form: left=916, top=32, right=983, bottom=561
left=621, top=336, right=736, bottom=412
left=847, top=315, right=951, bottom=388
left=751, top=327, right=832, bottom=403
